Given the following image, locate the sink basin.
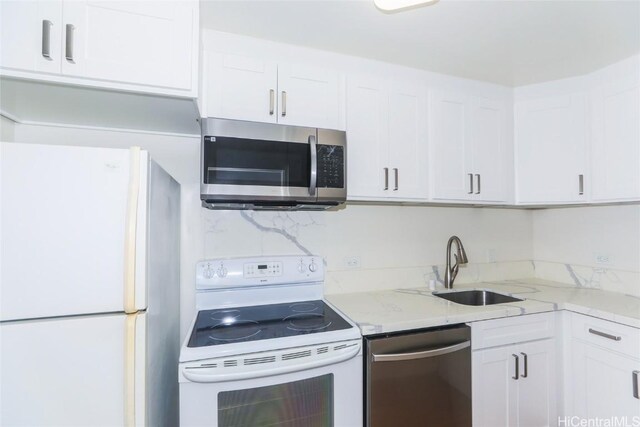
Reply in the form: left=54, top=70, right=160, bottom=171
left=433, top=290, right=523, bottom=306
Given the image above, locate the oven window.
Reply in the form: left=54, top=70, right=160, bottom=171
left=203, top=136, right=311, bottom=188
left=218, top=374, right=334, bottom=427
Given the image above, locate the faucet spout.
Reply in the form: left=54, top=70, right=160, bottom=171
left=444, top=236, right=468, bottom=289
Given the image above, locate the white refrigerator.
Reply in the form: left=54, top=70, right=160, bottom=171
left=0, top=142, right=180, bottom=426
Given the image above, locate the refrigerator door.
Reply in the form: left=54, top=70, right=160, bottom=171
left=0, top=143, right=149, bottom=320
left=0, top=312, right=147, bottom=426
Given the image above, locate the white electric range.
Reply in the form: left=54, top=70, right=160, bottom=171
left=179, top=255, right=363, bottom=427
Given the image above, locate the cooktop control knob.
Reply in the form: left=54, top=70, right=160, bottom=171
left=217, top=263, right=227, bottom=278
left=203, top=264, right=214, bottom=279
left=308, top=260, right=317, bottom=272
left=297, top=259, right=306, bottom=273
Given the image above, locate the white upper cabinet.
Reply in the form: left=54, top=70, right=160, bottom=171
left=590, top=56, right=640, bottom=202
left=0, top=1, right=63, bottom=75
left=201, top=52, right=345, bottom=130
left=429, top=89, right=509, bottom=203
left=515, top=92, right=587, bottom=204
left=203, top=52, right=278, bottom=123
left=346, top=75, right=428, bottom=201
left=0, top=0, right=198, bottom=96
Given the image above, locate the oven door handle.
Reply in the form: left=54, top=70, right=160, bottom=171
left=309, top=134, right=317, bottom=196
left=181, top=342, right=360, bottom=383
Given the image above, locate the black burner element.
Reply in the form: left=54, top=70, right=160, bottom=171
left=187, top=300, right=352, bottom=348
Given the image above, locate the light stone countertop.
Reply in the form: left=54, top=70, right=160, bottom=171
left=326, top=278, right=640, bottom=336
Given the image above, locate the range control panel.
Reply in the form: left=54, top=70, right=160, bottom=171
left=196, top=256, right=323, bottom=290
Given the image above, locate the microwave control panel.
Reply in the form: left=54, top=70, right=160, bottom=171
left=317, top=145, right=344, bottom=188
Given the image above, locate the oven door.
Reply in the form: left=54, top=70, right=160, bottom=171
left=179, top=340, right=362, bottom=427
left=201, top=118, right=318, bottom=204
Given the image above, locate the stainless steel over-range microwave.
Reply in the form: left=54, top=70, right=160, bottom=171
left=200, top=118, right=347, bottom=210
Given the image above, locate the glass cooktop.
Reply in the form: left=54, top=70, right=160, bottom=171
left=187, top=300, right=353, bottom=348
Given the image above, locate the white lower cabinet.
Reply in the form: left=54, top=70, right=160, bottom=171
left=565, top=312, right=640, bottom=421
left=472, top=313, right=557, bottom=427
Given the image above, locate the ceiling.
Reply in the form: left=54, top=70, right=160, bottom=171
left=200, top=0, right=640, bottom=86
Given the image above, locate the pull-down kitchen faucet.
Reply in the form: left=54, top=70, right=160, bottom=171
left=444, top=236, right=468, bottom=289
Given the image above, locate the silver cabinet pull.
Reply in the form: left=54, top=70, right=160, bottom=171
left=308, top=135, right=317, bottom=196
left=579, top=174, right=584, bottom=195
left=269, top=89, right=275, bottom=115
left=383, top=168, right=389, bottom=191
left=512, top=354, right=519, bottom=380
left=633, top=371, right=639, bottom=399
left=65, top=23, right=75, bottom=63
left=468, top=173, right=474, bottom=194
left=393, top=168, right=398, bottom=191
left=42, top=20, right=53, bottom=60
left=588, top=328, right=621, bottom=341
left=281, top=91, right=287, bottom=116
left=520, top=352, right=528, bottom=378
left=475, top=174, right=481, bottom=194
left=372, top=340, right=470, bottom=362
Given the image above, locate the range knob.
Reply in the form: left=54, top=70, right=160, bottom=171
left=203, top=265, right=214, bottom=279
left=297, top=259, right=306, bottom=273
left=217, top=263, right=228, bottom=278
left=308, top=260, right=318, bottom=272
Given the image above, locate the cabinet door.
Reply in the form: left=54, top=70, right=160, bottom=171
left=516, top=340, right=557, bottom=427
left=570, top=339, right=640, bottom=420
left=277, top=63, right=343, bottom=130
left=61, top=1, right=195, bottom=90
left=515, top=94, right=587, bottom=203
left=429, top=89, right=471, bottom=201
left=472, top=346, right=518, bottom=427
left=387, top=82, right=428, bottom=200
left=203, top=52, right=278, bottom=123
left=591, top=64, right=640, bottom=201
left=346, top=75, right=389, bottom=199
left=0, top=0, right=62, bottom=74
left=471, top=98, right=508, bottom=202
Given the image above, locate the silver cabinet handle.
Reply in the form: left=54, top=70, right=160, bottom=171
left=65, top=23, right=75, bottom=63
left=393, top=168, right=398, bottom=191
left=42, top=20, right=53, bottom=60
left=520, top=352, right=528, bottom=378
left=512, top=354, right=520, bottom=380
left=281, top=91, right=287, bottom=116
left=308, top=135, right=317, bottom=196
left=383, top=168, right=389, bottom=191
left=588, top=328, right=621, bottom=341
left=269, top=89, right=275, bottom=115
left=468, top=173, right=474, bottom=194
left=372, top=340, right=470, bottom=363
left=579, top=174, right=584, bottom=195
left=633, top=371, right=639, bottom=399
left=475, top=174, right=481, bottom=194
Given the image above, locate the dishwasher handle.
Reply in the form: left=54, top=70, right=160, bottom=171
left=371, top=340, right=470, bottom=362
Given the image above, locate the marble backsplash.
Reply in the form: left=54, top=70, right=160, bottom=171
left=202, top=205, right=639, bottom=298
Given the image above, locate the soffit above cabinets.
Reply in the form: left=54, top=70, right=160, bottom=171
left=0, top=77, right=200, bottom=136
left=199, top=0, right=640, bottom=87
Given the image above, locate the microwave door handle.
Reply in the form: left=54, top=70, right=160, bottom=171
left=309, top=135, right=317, bottom=196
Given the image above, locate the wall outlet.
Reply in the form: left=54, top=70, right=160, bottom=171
left=594, top=253, right=611, bottom=264
left=343, top=256, right=361, bottom=269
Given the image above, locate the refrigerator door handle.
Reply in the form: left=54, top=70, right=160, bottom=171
left=124, top=147, right=141, bottom=314
left=124, top=314, right=137, bottom=427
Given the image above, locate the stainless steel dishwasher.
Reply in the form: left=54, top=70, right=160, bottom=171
left=365, top=324, right=471, bottom=427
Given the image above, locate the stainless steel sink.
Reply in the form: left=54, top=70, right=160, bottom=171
left=433, top=290, right=523, bottom=306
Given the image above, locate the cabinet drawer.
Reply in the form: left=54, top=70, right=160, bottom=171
left=570, top=312, right=640, bottom=358
left=471, top=312, right=555, bottom=350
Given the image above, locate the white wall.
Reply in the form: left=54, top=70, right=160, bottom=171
left=532, top=205, right=640, bottom=295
